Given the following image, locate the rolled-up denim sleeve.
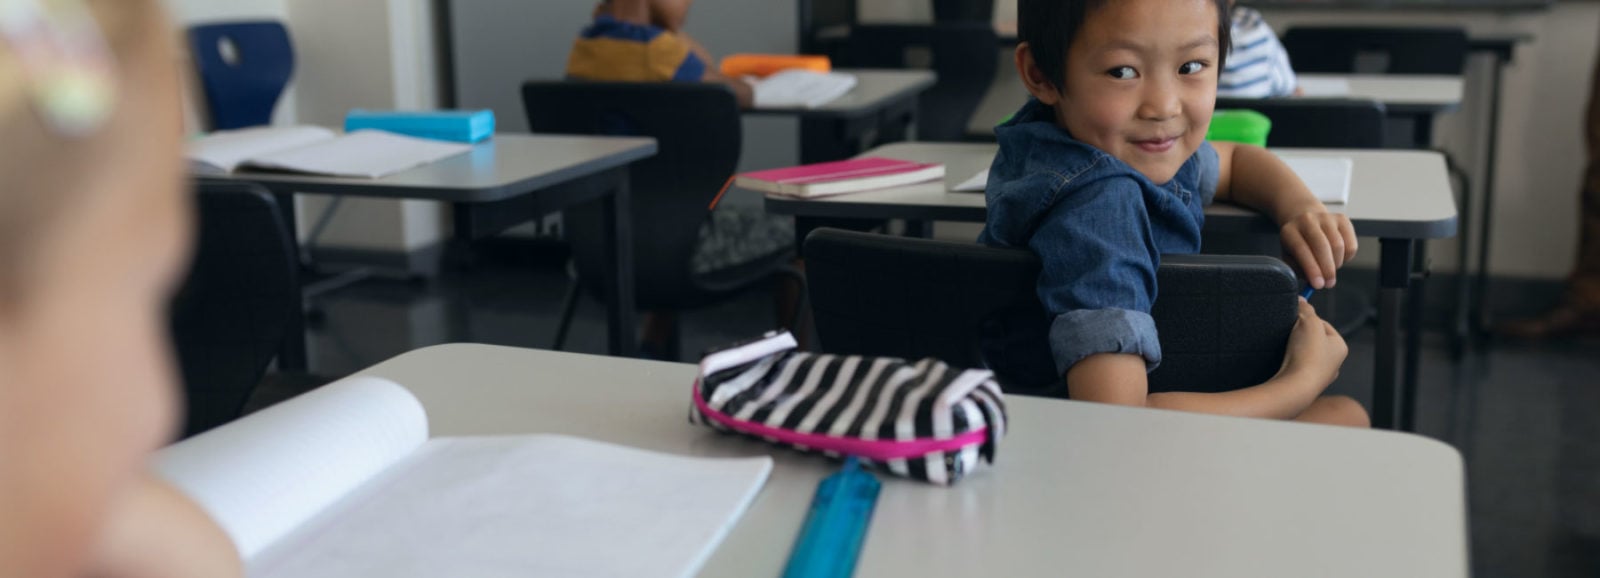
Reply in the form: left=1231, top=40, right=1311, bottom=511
left=1027, top=176, right=1163, bottom=376
left=1194, top=140, right=1221, bottom=206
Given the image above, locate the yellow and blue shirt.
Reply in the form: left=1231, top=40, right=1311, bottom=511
left=565, top=15, right=707, bottom=82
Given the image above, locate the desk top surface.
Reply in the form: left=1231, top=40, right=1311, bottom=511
left=765, top=141, right=1458, bottom=239
left=747, top=69, right=937, bottom=118
left=359, top=343, right=1468, bottom=578
left=198, top=133, right=657, bottom=203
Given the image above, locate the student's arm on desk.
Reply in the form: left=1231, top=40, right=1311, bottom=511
left=1212, top=141, right=1358, bottom=290
left=677, top=32, right=754, bottom=109
left=86, top=474, right=241, bottom=578
left=1067, top=299, right=1347, bottom=420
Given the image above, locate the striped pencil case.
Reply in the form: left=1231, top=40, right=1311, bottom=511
left=689, top=332, right=1007, bottom=485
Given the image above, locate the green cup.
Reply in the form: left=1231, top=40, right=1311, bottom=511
left=1206, top=109, right=1272, bottom=147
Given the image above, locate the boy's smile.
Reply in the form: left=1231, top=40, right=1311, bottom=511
left=1025, top=0, right=1221, bottom=185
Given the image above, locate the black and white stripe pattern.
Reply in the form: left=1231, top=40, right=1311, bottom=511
left=691, top=333, right=1007, bottom=485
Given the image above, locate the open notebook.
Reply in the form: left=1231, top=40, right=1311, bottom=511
left=747, top=70, right=857, bottom=109
left=154, top=376, right=772, bottom=578
left=954, top=155, right=1353, bottom=204
left=188, top=126, right=474, bottom=179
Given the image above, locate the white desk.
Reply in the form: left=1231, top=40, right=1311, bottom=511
left=748, top=68, right=937, bottom=163
left=200, top=133, right=657, bottom=360
left=763, top=141, right=1457, bottom=431
left=967, top=73, right=1464, bottom=138
left=358, top=343, right=1468, bottom=577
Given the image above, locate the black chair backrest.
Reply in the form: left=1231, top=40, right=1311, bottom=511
left=1280, top=26, right=1468, bottom=75
left=169, top=182, right=298, bottom=436
left=804, top=228, right=1299, bottom=397
left=932, top=0, right=993, bottom=22
left=1216, top=97, right=1388, bottom=149
left=801, top=0, right=857, bottom=57
left=841, top=23, right=999, bottom=142
left=521, top=81, right=741, bottom=308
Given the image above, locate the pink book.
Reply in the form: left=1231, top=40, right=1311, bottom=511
left=735, top=157, right=945, bottom=198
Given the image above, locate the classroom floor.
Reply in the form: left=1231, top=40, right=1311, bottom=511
left=252, top=243, right=1600, bottom=578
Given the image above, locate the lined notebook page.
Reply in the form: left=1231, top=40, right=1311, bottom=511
left=152, top=376, right=429, bottom=560
left=188, top=126, right=339, bottom=174
left=241, top=130, right=473, bottom=178
left=250, top=436, right=772, bottom=578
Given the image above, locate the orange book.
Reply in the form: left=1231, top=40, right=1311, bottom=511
left=720, top=54, right=831, bottom=78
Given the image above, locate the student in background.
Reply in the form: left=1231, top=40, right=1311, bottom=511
left=984, top=0, right=1366, bottom=426
left=567, top=0, right=753, bottom=108
left=1217, top=0, right=1298, bottom=98
left=565, top=0, right=799, bottom=358
left=0, top=1, right=240, bottom=577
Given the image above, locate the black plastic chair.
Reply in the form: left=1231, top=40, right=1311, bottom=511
left=932, top=0, right=993, bottom=22
left=169, top=182, right=299, bottom=437
left=1216, top=97, right=1387, bottom=149
left=840, top=23, right=999, bottom=142
left=800, top=0, right=857, bottom=60
left=521, top=81, right=804, bottom=358
left=1280, top=26, right=1469, bottom=76
left=804, top=228, right=1299, bottom=398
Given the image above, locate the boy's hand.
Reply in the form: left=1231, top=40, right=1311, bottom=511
left=1280, top=209, right=1357, bottom=289
left=1276, top=298, right=1348, bottom=391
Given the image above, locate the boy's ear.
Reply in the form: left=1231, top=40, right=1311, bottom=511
left=1016, top=43, right=1062, bottom=106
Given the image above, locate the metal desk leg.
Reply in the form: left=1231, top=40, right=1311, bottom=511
left=1374, top=238, right=1416, bottom=430
left=1472, top=51, right=1510, bottom=337
left=271, top=191, right=309, bottom=372
left=1402, top=241, right=1429, bottom=432
left=600, top=170, right=638, bottom=357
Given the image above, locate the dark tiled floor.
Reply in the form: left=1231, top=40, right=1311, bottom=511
left=255, top=250, right=1600, bottom=578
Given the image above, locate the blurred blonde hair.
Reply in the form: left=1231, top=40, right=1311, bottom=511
left=0, top=0, right=171, bottom=302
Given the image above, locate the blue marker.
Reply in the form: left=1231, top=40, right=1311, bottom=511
left=783, top=457, right=881, bottom=578
left=1301, top=286, right=1315, bottom=300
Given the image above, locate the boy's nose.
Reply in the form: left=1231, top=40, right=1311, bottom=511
left=1136, top=85, right=1183, bottom=121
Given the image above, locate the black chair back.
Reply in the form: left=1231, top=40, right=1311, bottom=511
left=169, top=182, right=298, bottom=436
left=1280, top=26, right=1469, bottom=75
left=1216, top=97, right=1388, bottom=149
left=932, top=0, right=993, bottom=22
left=521, top=81, right=742, bottom=308
left=841, top=23, right=1000, bottom=142
left=804, top=229, right=1298, bottom=397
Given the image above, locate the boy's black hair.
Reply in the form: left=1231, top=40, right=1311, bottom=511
left=1019, top=0, right=1232, bottom=92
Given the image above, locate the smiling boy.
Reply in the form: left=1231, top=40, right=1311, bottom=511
left=980, top=0, right=1366, bottom=426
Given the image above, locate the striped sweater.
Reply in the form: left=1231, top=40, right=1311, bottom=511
left=1218, top=7, right=1297, bottom=98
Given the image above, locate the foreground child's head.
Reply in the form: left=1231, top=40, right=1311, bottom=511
left=1016, top=0, right=1231, bottom=184
left=0, top=0, right=191, bottom=574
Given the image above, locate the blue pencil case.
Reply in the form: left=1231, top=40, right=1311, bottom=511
left=343, top=109, right=495, bottom=143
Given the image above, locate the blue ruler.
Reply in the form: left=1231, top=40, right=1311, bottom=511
left=783, top=457, right=881, bottom=578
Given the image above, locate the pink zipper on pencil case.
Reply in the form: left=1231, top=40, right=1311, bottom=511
left=691, top=384, right=989, bottom=462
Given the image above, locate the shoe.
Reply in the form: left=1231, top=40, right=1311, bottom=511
left=1495, top=303, right=1600, bottom=340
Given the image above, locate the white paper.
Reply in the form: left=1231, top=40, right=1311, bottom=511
left=249, top=435, right=772, bottom=578
left=187, top=126, right=339, bottom=174
left=1296, top=77, right=1352, bottom=98
left=954, top=168, right=989, bottom=192
left=153, top=377, right=428, bottom=560
left=241, top=130, right=472, bottom=179
left=751, top=70, right=857, bottom=109
left=1280, top=156, right=1354, bottom=204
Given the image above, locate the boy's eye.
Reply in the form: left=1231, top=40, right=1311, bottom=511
left=1106, top=66, right=1138, bottom=80
left=1179, top=61, right=1207, bottom=75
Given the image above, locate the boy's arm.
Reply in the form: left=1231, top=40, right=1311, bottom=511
left=1210, top=141, right=1359, bottom=289
left=86, top=474, right=241, bottom=578
left=1068, top=299, right=1347, bottom=418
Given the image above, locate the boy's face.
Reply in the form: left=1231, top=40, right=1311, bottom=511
left=1038, top=0, right=1221, bottom=184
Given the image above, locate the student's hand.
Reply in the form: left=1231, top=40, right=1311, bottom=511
left=1280, top=209, right=1357, bottom=289
left=1276, top=298, right=1348, bottom=391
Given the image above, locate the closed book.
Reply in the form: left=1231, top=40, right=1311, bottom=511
left=737, top=157, right=944, bottom=198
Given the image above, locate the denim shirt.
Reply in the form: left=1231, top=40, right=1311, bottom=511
left=977, top=99, right=1219, bottom=390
